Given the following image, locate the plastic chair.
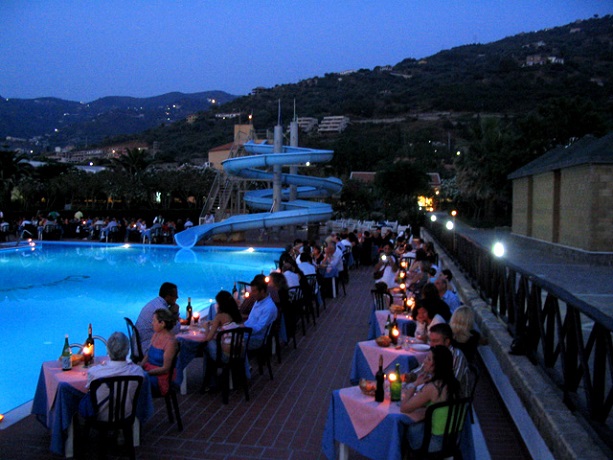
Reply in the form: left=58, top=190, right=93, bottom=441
left=215, top=327, right=252, bottom=404
left=236, top=281, right=250, bottom=298
left=305, top=274, right=325, bottom=316
left=371, top=289, right=392, bottom=311
left=287, top=286, right=306, bottom=338
left=124, top=317, right=144, bottom=364
left=83, top=375, right=144, bottom=460
left=406, top=397, right=471, bottom=459
left=249, top=323, right=274, bottom=380
left=149, top=343, right=182, bottom=431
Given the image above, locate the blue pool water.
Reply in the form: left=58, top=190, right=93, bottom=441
left=0, top=242, right=281, bottom=415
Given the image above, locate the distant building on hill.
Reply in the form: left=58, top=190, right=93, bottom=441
left=297, top=117, right=318, bottom=133
left=508, top=133, right=613, bottom=252
left=318, top=116, right=350, bottom=133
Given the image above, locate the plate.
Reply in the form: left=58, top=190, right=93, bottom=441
left=410, top=343, right=430, bottom=352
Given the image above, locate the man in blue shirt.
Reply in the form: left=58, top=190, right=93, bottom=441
left=244, top=277, right=277, bottom=349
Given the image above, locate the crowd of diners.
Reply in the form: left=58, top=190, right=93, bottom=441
left=1, top=209, right=197, bottom=243
left=367, top=230, right=481, bottom=452
left=50, top=223, right=481, bottom=453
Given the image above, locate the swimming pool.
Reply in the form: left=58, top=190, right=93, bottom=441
left=0, top=242, right=281, bottom=415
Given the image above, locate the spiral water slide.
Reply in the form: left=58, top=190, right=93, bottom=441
left=174, top=141, right=342, bottom=248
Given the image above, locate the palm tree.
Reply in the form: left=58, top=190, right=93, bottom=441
left=0, top=150, right=34, bottom=209
left=110, top=148, right=156, bottom=178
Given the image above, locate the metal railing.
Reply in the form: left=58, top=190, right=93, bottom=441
left=427, top=220, right=613, bottom=444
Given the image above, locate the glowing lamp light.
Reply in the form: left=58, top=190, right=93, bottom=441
left=381, top=254, right=387, bottom=261
left=264, top=276, right=270, bottom=283
left=451, top=210, right=457, bottom=217
left=83, top=344, right=93, bottom=367
left=0, top=414, right=4, bottom=423
left=400, top=261, right=407, bottom=268
left=244, top=291, right=250, bottom=298
left=399, top=271, right=406, bottom=279
left=399, top=282, right=406, bottom=290
left=446, top=220, right=454, bottom=230
left=392, top=327, right=400, bottom=338
left=388, top=372, right=398, bottom=383
left=192, top=312, right=200, bottom=324
left=430, top=215, right=437, bottom=222
left=247, top=247, right=255, bottom=253
left=492, top=242, right=505, bottom=257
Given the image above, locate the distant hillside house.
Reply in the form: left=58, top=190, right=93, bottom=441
left=318, top=116, right=350, bottom=133
left=207, top=124, right=257, bottom=171
left=508, top=133, right=613, bottom=252
left=251, top=87, right=267, bottom=95
left=349, top=171, right=376, bottom=184
left=103, top=141, right=149, bottom=159
left=297, top=117, right=318, bottom=133
left=525, top=54, right=565, bottom=66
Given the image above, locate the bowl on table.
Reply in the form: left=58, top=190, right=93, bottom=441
left=375, top=335, right=392, bottom=347
left=389, top=305, right=405, bottom=315
left=359, top=378, right=377, bottom=396
left=409, top=343, right=430, bottom=352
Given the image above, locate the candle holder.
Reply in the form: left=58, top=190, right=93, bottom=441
left=82, top=345, right=93, bottom=368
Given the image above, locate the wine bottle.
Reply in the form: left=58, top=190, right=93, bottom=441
left=375, top=355, right=385, bottom=402
left=186, top=297, right=193, bottom=325
left=84, top=323, right=95, bottom=364
left=390, top=363, right=402, bottom=402
left=61, top=335, right=72, bottom=371
left=384, top=314, right=391, bottom=333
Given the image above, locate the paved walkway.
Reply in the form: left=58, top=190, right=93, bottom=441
left=436, top=216, right=613, bottom=317
left=0, top=261, right=529, bottom=459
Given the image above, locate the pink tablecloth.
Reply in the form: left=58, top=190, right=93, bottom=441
left=339, top=386, right=404, bottom=439
left=176, top=326, right=209, bottom=343
left=42, top=359, right=97, bottom=413
left=357, top=340, right=429, bottom=377
left=374, top=310, right=413, bottom=336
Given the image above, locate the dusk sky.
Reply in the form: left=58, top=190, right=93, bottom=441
left=1, top=1, right=611, bottom=102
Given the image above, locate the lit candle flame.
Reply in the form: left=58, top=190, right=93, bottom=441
left=388, top=372, right=397, bottom=382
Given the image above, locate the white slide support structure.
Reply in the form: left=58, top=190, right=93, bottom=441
left=174, top=141, right=342, bottom=248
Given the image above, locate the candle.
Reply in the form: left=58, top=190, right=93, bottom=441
left=83, top=344, right=93, bottom=367
left=192, top=312, right=200, bottom=324
left=388, top=372, right=398, bottom=382
left=244, top=291, right=250, bottom=298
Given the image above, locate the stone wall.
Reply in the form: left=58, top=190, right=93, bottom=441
left=512, top=177, right=530, bottom=236
left=531, top=171, right=555, bottom=242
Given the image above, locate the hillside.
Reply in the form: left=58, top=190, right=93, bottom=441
left=0, top=90, right=237, bottom=149
left=126, top=15, right=613, bottom=163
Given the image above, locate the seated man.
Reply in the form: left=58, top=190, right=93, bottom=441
left=79, top=332, right=146, bottom=420
left=244, top=276, right=277, bottom=349
left=135, top=282, right=181, bottom=355
left=435, top=276, right=461, bottom=313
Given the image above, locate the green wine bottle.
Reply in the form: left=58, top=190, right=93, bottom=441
left=390, top=363, right=402, bottom=402
left=61, top=335, right=72, bottom=371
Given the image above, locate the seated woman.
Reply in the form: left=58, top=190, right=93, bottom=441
left=450, top=306, right=481, bottom=364
left=200, top=290, right=243, bottom=392
left=140, top=308, right=178, bottom=396
left=400, top=345, right=461, bottom=452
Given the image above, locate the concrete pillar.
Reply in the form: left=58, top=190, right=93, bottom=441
left=289, top=120, right=299, bottom=202
left=272, top=124, right=283, bottom=212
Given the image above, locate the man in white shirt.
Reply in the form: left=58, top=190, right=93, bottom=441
left=78, top=332, right=146, bottom=422
left=135, top=282, right=181, bottom=354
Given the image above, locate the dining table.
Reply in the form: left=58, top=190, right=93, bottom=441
left=31, top=357, right=153, bottom=458
left=368, top=309, right=417, bottom=340
left=322, top=385, right=412, bottom=460
left=349, top=339, right=428, bottom=385
left=176, top=325, right=210, bottom=395
left=322, top=385, right=475, bottom=460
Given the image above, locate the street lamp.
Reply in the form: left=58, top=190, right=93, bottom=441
left=492, top=242, right=505, bottom=257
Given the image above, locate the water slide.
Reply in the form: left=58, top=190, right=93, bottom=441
left=174, top=141, right=342, bottom=248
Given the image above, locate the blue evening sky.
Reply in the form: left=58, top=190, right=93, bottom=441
left=1, top=1, right=610, bottom=102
